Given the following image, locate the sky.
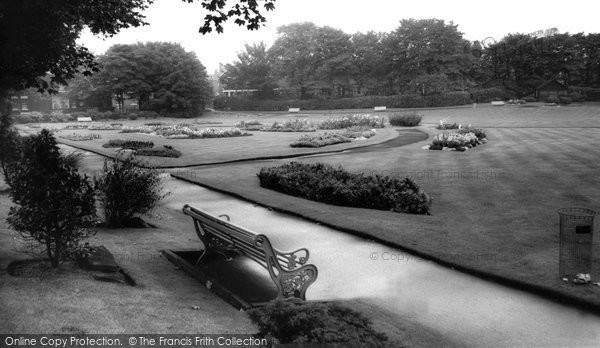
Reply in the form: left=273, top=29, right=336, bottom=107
left=78, top=0, right=600, bottom=74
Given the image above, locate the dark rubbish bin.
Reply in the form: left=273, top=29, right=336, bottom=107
left=558, top=208, right=596, bottom=282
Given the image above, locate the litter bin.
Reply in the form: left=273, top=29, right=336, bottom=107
left=558, top=208, right=596, bottom=280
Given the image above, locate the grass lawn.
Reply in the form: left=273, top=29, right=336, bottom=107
left=170, top=104, right=600, bottom=308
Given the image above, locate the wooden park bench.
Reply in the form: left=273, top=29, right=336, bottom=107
left=77, top=116, right=93, bottom=122
left=182, top=204, right=318, bottom=301
left=288, top=107, right=300, bottom=113
left=373, top=106, right=387, bottom=112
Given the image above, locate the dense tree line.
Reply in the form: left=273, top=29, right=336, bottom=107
left=221, top=19, right=600, bottom=99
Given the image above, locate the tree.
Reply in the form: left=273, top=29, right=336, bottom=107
left=94, top=42, right=211, bottom=116
left=95, top=157, right=165, bottom=228
left=351, top=31, right=390, bottom=95
left=269, top=23, right=355, bottom=98
left=0, top=113, right=21, bottom=188
left=7, top=130, right=97, bottom=267
left=0, top=0, right=153, bottom=94
left=187, top=0, right=277, bottom=34
left=0, top=0, right=277, bottom=96
left=385, top=19, right=474, bottom=94
left=221, top=42, right=276, bottom=97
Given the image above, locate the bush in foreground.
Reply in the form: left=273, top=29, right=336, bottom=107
left=7, top=130, right=96, bottom=267
left=388, top=112, right=422, bottom=127
left=95, top=157, right=165, bottom=228
left=257, top=162, right=431, bottom=215
left=247, top=300, right=388, bottom=347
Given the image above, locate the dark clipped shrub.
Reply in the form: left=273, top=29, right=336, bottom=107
left=95, top=157, right=165, bottom=228
left=559, top=96, right=572, bottom=105
left=134, top=145, right=181, bottom=158
left=102, top=139, right=153, bottom=150
left=545, top=96, right=560, bottom=104
left=127, top=112, right=139, bottom=120
left=257, top=162, right=431, bottom=215
left=569, top=87, right=600, bottom=101
left=247, top=300, right=388, bottom=347
left=138, top=110, right=160, bottom=119
left=214, top=92, right=471, bottom=111
left=388, top=112, right=422, bottom=127
left=569, top=91, right=586, bottom=102
left=523, top=96, right=537, bottom=103
left=469, top=87, right=511, bottom=103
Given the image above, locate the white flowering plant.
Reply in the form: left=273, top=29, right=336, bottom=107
left=318, top=114, right=385, bottom=129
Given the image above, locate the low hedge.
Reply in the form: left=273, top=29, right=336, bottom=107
left=569, top=87, right=600, bottom=101
left=388, top=112, right=422, bottom=126
left=214, top=91, right=471, bottom=111
left=469, top=87, right=512, bottom=103
left=257, top=162, right=431, bottom=215
left=247, top=300, right=388, bottom=346
left=134, top=145, right=181, bottom=158
left=102, top=139, right=154, bottom=149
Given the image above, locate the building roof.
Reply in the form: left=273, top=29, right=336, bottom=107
left=536, top=79, right=568, bottom=91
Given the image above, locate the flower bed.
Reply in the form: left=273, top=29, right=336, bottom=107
left=102, top=139, right=154, bottom=149
left=64, top=124, right=89, bottom=130
left=436, top=119, right=460, bottom=130
left=257, top=162, right=431, bottom=215
left=59, top=133, right=100, bottom=141
left=121, top=124, right=250, bottom=139
left=263, top=119, right=316, bottom=132
left=89, top=123, right=123, bottom=131
left=343, top=126, right=376, bottom=139
left=388, top=112, right=422, bottom=127
left=318, top=114, right=385, bottom=129
left=235, top=120, right=263, bottom=131
left=290, top=127, right=376, bottom=148
left=290, top=133, right=352, bottom=148
left=429, top=126, right=487, bottom=151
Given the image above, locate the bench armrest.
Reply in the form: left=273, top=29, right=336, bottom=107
left=277, top=248, right=310, bottom=269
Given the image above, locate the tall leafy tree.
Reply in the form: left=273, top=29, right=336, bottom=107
left=94, top=42, right=211, bottom=116
left=0, top=0, right=153, bottom=94
left=385, top=19, right=474, bottom=94
left=269, top=23, right=355, bottom=98
left=351, top=31, right=390, bottom=95
left=188, top=0, right=277, bottom=34
left=221, top=42, right=276, bottom=97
